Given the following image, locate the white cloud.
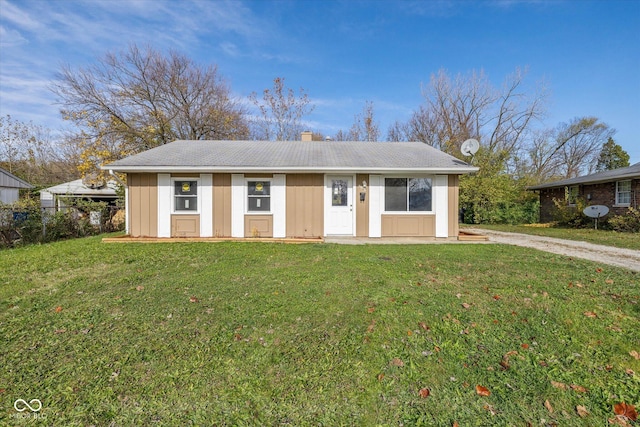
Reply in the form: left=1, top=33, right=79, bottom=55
left=0, top=0, right=42, bottom=30
left=0, top=25, right=28, bottom=47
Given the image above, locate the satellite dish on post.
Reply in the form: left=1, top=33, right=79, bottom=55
left=461, top=139, right=480, bottom=157
left=583, top=205, right=609, bottom=230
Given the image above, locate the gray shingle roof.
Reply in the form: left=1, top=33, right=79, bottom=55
left=528, top=162, right=640, bottom=190
left=104, top=140, right=478, bottom=174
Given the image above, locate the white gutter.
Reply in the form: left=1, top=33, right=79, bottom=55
left=104, top=166, right=479, bottom=175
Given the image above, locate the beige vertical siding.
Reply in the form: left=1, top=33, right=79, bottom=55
left=213, top=174, right=231, bottom=237
left=355, top=174, right=369, bottom=237
left=171, top=215, right=200, bottom=237
left=244, top=215, right=273, bottom=237
left=381, top=215, right=435, bottom=237
left=127, top=173, right=158, bottom=237
left=285, top=174, right=324, bottom=238
left=448, top=175, right=459, bottom=238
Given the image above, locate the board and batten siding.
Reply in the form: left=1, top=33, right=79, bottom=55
left=213, top=174, right=232, bottom=237
left=355, top=174, right=370, bottom=237
left=127, top=173, right=158, bottom=237
left=285, top=174, right=324, bottom=238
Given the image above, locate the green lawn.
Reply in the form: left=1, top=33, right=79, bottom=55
left=465, top=224, right=640, bottom=251
left=1, top=237, right=639, bottom=426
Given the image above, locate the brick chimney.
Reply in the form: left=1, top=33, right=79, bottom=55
left=301, top=131, right=313, bottom=142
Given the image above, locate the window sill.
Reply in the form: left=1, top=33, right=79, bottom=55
left=613, top=204, right=630, bottom=208
left=382, top=212, right=435, bottom=215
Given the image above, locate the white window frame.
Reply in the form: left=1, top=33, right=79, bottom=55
left=245, top=178, right=272, bottom=214
left=615, top=180, right=631, bottom=206
left=171, top=177, right=201, bottom=214
left=382, top=175, right=434, bottom=214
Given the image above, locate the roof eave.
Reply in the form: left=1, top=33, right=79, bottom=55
left=104, top=165, right=479, bottom=175
left=528, top=172, right=640, bottom=190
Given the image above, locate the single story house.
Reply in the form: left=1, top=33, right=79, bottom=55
left=0, top=167, right=33, bottom=204
left=40, top=178, right=119, bottom=212
left=103, top=134, right=478, bottom=239
left=528, top=162, right=640, bottom=223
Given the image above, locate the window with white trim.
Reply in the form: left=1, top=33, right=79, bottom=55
left=616, top=180, right=631, bottom=205
left=384, top=177, right=432, bottom=212
left=173, top=179, right=198, bottom=212
left=247, top=180, right=271, bottom=212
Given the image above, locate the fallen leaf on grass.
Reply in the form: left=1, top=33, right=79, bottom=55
left=461, top=302, right=471, bottom=309
left=54, top=306, right=63, bottom=313
left=418, top=388, right=430, bottom=398
left=189, top=296, right=199, bottom=303
left=609, top=416, right=633, bottom=426
left=544, top=399, right=554, bottom=414
left=367, top=307, right=375, bottom=313
left=551, top=380, right=568, bottom=390
left=626, top=369, right=635, bottom=376
left=453, top=422, right=459, bottom=427
left=55, top=329, right=66, bottom=334
left=493, top=295, right=501, bottom=300
left=629, top=350, right=640, bottom=360
left=418, top=321, right=430, bottom=331
left=521, top=343, right=530, bottom=349
left=483, top=404, right=496, bottom=415
left=577, top=405, right=589, bottom=417
left=476, top=385, right=491, bottom=396
left=570, top=384, right=588, bottom=393
left=614, top=403, right=638, bottom=421
left=390, top=358, right=404, bottom=367
left=367, top=320, right=375, bottom=333
left=584, top=311, right=598, bottom=318
left=136, top=285, right=144, bottom=291
left=605, top=279, right=614, bottom=284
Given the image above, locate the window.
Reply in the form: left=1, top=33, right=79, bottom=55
left=331, top=179, right=348, bottom=206
left=616, top=180, right=631, bottom=205
left=174, top=180, right=197, bottom=212
left=567, top=185, right=579, bottom=205
left=248, top=181, right=270, bottom=212
left=384, top=177, right=432, bottom=212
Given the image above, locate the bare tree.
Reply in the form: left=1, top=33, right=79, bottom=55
left=399, top=68, right=547, bottom=159
left=51, top=44, right=249, bottom=179
left=554, top=117, right=614, bottom=178
left=249, top=77, right=315, bottom=141
left=0, top=115, right=76, bottom=186
left=338, top=101, right=380, bottom=141
left=523, top=117, right=614, bottom=182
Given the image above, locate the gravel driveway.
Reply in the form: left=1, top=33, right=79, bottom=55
left=466, top=228, right=640, bottom=273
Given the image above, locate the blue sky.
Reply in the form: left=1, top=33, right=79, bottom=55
left=1, top=0, right=639, bottom=164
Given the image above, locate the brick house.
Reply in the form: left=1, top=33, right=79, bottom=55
left=528, top=162, right=640, bottom=223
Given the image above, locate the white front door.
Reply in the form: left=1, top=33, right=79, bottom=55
left=325, top=175, right=354, bottom=235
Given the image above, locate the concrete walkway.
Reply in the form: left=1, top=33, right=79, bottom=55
left=465, top=228, right=640, bottom=273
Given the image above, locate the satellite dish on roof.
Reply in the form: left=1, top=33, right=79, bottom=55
left=460, top=138, right=480, bottom=156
